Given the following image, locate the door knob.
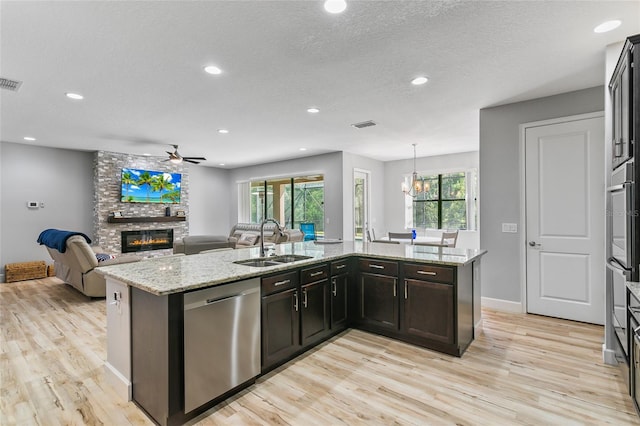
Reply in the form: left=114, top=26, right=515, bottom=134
left=529, top=241, right=541, bottom=247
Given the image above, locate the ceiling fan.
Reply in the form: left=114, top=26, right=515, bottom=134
left=164, top=144, right=206, bottom=164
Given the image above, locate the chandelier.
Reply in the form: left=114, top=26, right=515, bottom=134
left=401, top=144, right=428, bottom=197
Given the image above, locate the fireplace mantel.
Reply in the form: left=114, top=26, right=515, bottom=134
left=107, top=216, right=186, bottom=224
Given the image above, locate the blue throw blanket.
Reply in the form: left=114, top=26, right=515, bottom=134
left=37, top=229, right=92, bottom=253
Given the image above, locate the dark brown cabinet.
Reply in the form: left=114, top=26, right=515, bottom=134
left=261, top=271, right=301, bottom=370
left=330, top=260, right=349, bottom=331
left=402, top=279, right=454, bottom=344
left=300, top=264, right=330, bottom=348
left=402, top=263, right=455, bottom=344
left=357, top=259, right=399, bottom=331
left=610, top=34, right=639, bottom=170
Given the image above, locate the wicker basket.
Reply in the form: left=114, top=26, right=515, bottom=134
left=5, top=261, right=47, bottom=283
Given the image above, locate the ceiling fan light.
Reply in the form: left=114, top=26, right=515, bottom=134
left=169, top=158, right=182, bottom=164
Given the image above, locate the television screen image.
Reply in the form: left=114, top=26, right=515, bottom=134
left=121, top=168, right=181, bottom=203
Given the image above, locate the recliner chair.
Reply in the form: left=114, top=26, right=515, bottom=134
left=45, top=235, right=140, bottom=297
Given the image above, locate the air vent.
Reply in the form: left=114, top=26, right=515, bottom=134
left=351, top=120, right=376, bottom=129
left=0, top=77, right=23, bottom=92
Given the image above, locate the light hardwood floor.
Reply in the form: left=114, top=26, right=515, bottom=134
left=1, top=277, right=638, bottom=425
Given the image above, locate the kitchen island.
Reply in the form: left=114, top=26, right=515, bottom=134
left=98, top=241, right=486, bottom=426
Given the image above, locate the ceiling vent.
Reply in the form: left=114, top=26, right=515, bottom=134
left=351, top=120, right=376, bottom=129
left=0, top=77, right=23, bottom=92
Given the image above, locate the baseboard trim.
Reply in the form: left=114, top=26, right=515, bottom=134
left=104, top=362, right=132, bottom=401
left=481, top=297, right=523, bottom=313
left=602, top=344, right=618, bottom=365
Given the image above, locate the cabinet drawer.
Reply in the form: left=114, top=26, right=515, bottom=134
left=301, top=264, right=329, bottom=284
left=262, top=271, right=298, bottom=296
left=403, top=263, right=454, bottom=284
left=358, top=258, right=398, bottom=276
left=331, top=259, right=349, bottom=275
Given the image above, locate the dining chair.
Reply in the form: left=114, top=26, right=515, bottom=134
left=414, top=230, right=459, bottom=248
left=440, top=230, right=459, bottom=247
left=388, top=232, right=413, bottom=240
left=372, top=239, right=400, bottom=244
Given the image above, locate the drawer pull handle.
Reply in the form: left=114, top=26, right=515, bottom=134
left=336, top=264, right=346, bottom=269
left=370, top=264, right=385, bottom=269
left=274, top=279, right=291, bottom=286
left=310, top=271, right=324, bottom=277
left=417, top=271, right=437, bottom=276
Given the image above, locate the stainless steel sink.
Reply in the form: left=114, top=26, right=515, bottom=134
left=233, top=254, right=313, bottom=267
left=270, top=254, right=312, bottom=263
left=233, top=259, right=282, bottom=267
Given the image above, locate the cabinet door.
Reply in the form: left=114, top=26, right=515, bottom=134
left=402, top=279, right=454, bottom=344
left=358, top=273, right=398, bottom=330
left=261, top=288, right=301, bottom=369
left=301, top=280, right=329, bottom=347
left=330, top=273, right=349, bottom=331
left=611, top=48, right=631, bottom=166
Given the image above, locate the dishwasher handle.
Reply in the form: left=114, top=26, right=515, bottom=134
left=206, top=293, right=246, bottom=305
left=184, top=282, right=260, bottom=311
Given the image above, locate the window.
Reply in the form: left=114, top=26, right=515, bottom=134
left=405, top=170, right=477, bottom=230
left=245, top=175, right=325, bottom=238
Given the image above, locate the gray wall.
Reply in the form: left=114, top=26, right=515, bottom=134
left=228, top=152, right=344, bottom=238
left=188, top=164, right=232, bottom=235
left=0, top=142, right=94, bottom=280
left=479, top=86, right=604, bottom=303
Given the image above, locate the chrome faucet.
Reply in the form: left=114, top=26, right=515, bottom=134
left=260, top=218, right=282, bottom=257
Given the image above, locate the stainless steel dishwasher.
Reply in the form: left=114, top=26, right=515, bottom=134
left=183, top=278, right=261, bottom=412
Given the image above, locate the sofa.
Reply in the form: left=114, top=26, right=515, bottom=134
left=173, top=235, right=233, bottom=255
left=45, top=235, right=141, bottom=297
left=228, top=223, right=305, bottom=248
left=173, top=223, right=305, bottom=255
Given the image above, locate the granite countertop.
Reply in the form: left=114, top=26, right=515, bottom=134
left=97, top=240, right=487, bottom=296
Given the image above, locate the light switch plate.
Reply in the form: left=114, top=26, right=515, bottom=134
left=502, top=223, right=518, bottom=233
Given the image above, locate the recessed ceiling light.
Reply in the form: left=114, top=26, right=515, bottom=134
left=142, top=153, right=151, bottom=156
left=219, top=163, right=225, bottom=166
left=23, top=136, right=36, bottom=141
left=300, top=148, right=307, bottom=151
left=307, top=107, right=320, bottom=113
left=324, top=0, right=347, bottom=14
left=204, top=65, right=222, bottom=75
left=594, top=20, right=621, bottom=33
left=218, top=129, right=229, bottom=134
left=65, top=92, right=84, bottom=100
left=411, top=76, right=428, bottom=85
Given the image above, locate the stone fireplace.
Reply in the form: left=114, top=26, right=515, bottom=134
left=93, top=151, right=189, bottom=256
left=121, top=229, right=174, bottom=253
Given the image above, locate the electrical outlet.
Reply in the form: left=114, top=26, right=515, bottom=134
left=502, top=223, right=518, bottom=233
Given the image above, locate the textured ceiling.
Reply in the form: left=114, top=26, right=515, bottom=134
left=1, top=1, right=639, bottom=168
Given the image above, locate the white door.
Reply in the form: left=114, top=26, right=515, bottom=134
left=353, top=170, right=370, bottom=241
left=525, top=115, right=604, bottom=324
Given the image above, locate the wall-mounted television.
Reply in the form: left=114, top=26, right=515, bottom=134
left=121, top=168, right=181, bottom=203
